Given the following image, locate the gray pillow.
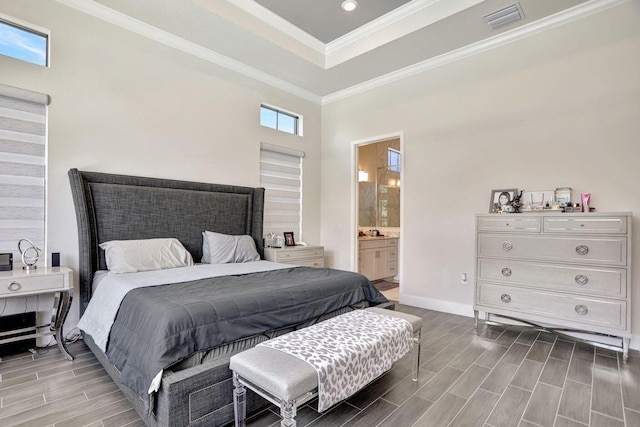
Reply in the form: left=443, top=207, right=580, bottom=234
left=202, top=231, right=260, bottom=264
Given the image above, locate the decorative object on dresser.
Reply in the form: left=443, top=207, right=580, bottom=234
left=0, top=266, right=74, bottom=360
left=474, top=212, right=632, bottom=362
left=358, top=237, right=398, bottom=281
left=489, top=188, right=517, bottom=213
left=555, top=187, right=572, bottom=208
left=264, top=245, right=324, bottom=267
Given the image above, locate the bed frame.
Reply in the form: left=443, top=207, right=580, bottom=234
left=68, top=169, right=268, bottom=426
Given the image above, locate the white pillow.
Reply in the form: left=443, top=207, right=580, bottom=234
left=99, top=238, right=194, bottom=274
left=202, top=231, right=260, bottom=264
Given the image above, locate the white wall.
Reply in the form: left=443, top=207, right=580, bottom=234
left=321, top=2, right=640, bottom=345
left=3, top=0, right=639, bottom=349
left=0, top=0, right=322, bottom=326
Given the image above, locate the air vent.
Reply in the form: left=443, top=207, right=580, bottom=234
left=484, top=3, right=523, bottom=30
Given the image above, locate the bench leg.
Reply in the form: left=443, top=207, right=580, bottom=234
left=233, top=372, right=246, bottom=427
left=412, top=330, right=421, bottom=381
left=280, top=400, right=297, bottom=427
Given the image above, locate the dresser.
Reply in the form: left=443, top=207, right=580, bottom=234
left=358, top=237, right=398, bottom=281
left=474, top=213, right=632, bottom=361
left=264, top=245, right=324, bottom=267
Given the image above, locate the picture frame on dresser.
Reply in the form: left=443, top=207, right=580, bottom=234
left=489, top=188, right=517, bottom=213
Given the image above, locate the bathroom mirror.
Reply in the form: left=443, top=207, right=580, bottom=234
left=358, top=139, right=400, bottom=228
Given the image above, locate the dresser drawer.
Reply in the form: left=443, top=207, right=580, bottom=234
left=0, top=273, right=65, bottom=296
left=477, top=216, right=541, bottom=232
left=477, top=234, right=627, bottom=266
left=274, top=247, right=324, bottom=261
left=544, top=216, right=627, bottom=234
left=477, top=283, right=626, bottom=330
left=292, top=258, right=324, bottom=268
left=477, top=258, right=626, bottom=298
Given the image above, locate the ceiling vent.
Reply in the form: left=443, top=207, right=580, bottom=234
left=484, top=3, right=524, bottom=30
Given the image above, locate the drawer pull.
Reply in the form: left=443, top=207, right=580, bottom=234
left=575, top=275, right=589, bottom=285
left=501, top=267, right=512, bottom=277
left=575, top=305, right=588, bottom=315
left=502, top=241, right=513, bottom=251
left=8, top=281, right=21, bottom=292
left=500, top=294, right=511, bottom=303
left=575, top=245, right=589, bottom=255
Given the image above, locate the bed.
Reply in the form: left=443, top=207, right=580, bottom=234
left=67, top=169, right=389, bottom=426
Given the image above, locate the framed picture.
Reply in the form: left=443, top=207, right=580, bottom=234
left=489, top=188, right=517, bottom=213
left=283, top=231, right=295, bottom=247
left=555, top=187, right=572, bottom=207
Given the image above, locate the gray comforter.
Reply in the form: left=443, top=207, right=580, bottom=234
left=105, top=266, right=388, bottom=402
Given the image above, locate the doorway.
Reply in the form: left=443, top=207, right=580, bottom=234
left=353, top=132, right=403, bottom=302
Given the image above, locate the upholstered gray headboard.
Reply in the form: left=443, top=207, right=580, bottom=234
left=68, top=169, right=264, bottom=315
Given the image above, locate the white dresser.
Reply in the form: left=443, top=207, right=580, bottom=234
left=474, top=212, right=632, bottom=361
left=264, top=245, right=324, bottom=267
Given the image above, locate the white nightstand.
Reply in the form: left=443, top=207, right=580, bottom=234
left=0, top=267, right=74, bottom=360
left=264, top=245, right=324, bottom=267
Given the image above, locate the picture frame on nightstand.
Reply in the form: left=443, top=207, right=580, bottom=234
left=283, top=231, right=295, bottom=247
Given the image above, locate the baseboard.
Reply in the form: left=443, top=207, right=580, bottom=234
left=398, top=293, right=474, bottom=318
left=398, top=292, right=640, bottom=352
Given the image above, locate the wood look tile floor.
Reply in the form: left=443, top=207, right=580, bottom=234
left=1, top=305, right=639, bottom=427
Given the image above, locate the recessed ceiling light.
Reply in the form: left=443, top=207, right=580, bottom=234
left=342, top=0, right=358, bottom=12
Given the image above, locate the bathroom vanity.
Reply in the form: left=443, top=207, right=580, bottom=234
left=358, top=237, right=398, bottom=281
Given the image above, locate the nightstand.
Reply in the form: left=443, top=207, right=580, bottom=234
left=264, top=245, right=324, bottom=267
left=0, top=267, right=74, bottom=360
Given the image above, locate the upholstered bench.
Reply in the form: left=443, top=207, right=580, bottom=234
left=229, top=307, right=423, bottom=427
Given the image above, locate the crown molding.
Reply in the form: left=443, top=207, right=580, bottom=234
left=325, top=0, right=485, bottom=68
left=321, top=0, right=631, bottom=105
left=54, top=0, right=322, bottom=104
left=53, top=0, right=629, bottom=107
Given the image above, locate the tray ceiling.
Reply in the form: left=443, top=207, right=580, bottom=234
left=61, top=0, right=605, bottom=103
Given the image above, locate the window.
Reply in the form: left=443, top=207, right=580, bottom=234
left=388, top=148, right=401, bottom=173
left=260, top=143, right=304, bottom=241
left=0, top=18, right=48, bottom=67
left=260, top=105, right=301, bottom=135
left=0, top=84, right=49, bottom=266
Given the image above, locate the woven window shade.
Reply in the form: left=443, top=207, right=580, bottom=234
left=0, top=84, right=48, bottom=266
left=260, top=143, right=304, bottom=241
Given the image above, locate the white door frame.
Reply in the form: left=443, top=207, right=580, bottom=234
left=351, top=131, right=404, bottom=284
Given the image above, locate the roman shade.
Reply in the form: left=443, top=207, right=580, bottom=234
left=260, top=142, right=304, bottom=241
left=0, top=84, right=49, bottom=265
